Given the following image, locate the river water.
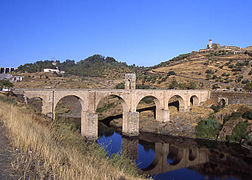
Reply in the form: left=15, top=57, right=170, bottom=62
left=98, top=123, right=252, bottom=180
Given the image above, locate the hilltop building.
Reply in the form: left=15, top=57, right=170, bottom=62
left=207, top=39, right=220, bottom=49
left=43, top=62, right=65, bottom=74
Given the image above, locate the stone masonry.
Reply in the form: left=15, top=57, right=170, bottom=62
left=22, top=88, right=211, bottom=139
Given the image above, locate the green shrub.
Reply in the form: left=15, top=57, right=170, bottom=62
left=205, top=69, right=214, bottom=74
left=241, top=79, right=250, bottom=84
left=115, top=82, right=125, bottom=89
left=136, top=84, right=150, bottom=89
left=244, top=82, right=252, bottom=91
left=196, top=118, right=222, bottom=139
left=168, top=71, right=176, bottom=76
left=229, top=121, right=250, bottom=144
left=223, top=112, right=242, bottom=124
left=243, top=110, right=252, bottom=120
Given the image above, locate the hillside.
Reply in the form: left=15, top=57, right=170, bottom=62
left=13, top=45, right=252, bottom=91
left=17, top=54, right=141, bottom=79
left=137, top=48, right=252, bottom=90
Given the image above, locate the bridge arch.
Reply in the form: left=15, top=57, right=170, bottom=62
left=54, top=94, right=85, bottom=112
left=54, top=95, right=85, bottom=117
left=168, top=95, right=185, bottom=112
left=95, top=94, right=130, bottom=135
left=135, top=95, right=163, bottom=121
left=190, top=95, right=199, bottom=106
left=95, top=94, right=129, bottom=113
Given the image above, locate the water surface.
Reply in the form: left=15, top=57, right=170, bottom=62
left=98, top=123, right=252, bottom=180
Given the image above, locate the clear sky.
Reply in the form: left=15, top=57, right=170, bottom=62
left=0, top=0, right=252, bottom=67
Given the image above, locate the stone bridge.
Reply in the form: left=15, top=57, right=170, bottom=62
left=21, top=88, right=210, bottom=139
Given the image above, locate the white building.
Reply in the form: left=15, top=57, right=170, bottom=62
left=44, top=68, right=60, bottom=73
left=43, top=68, right=65, bottom=74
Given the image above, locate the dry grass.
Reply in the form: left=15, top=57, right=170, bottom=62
left=0, top=94, right=143, bottom=180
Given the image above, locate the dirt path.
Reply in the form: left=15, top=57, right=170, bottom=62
left=0, top=121, right=17, bottom=180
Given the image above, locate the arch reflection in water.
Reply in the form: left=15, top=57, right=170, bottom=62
left=138, top=143, right=209, bottom=176
left=98, top=127, right=252, bottom=180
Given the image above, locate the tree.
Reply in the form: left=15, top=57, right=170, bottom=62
left=244, top=82, right=252, bottom=91
left=0, top=80, right=13, bottom=90
left=168, top=80, right=179, bottom=89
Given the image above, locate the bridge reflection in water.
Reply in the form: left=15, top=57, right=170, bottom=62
left=121, top=136, right=209, bottom=176
left=98, top=130, right=252, bottom=179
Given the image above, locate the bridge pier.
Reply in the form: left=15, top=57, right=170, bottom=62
left=156, top=109, right=170, bottom=122
left=122, top=112, right=139, bottom=136
left=81, top=111, right=98, bottom=140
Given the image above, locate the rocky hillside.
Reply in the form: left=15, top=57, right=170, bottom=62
left=137, top=47, right=252, bottom=91
left=13, top=45, right=252, bottom=91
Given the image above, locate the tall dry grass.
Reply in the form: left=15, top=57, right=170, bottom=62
left=0, top=94, right=142, bottom=180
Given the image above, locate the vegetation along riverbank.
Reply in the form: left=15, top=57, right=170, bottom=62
left=0, top=93, right=143, bottom=180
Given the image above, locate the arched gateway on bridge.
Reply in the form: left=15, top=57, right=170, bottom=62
left=23, top=89, right=210, bottom=139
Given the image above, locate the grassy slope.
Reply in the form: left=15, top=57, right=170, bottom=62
left=0, top=94, right=143, bottom=180
left=141, top=51, right=252, bottom=89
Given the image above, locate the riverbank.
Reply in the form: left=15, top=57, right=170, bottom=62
left=110, top=103, right=252, bottom=146
left=110, top=105, right=213, bottom=138
left=0, top=93, right=143, bottom=179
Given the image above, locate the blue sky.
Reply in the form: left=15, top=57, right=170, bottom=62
left=0, top=0, right=251, bottom=67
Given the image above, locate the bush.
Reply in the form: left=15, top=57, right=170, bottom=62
left=196, top=118, right=222, bottom=139
left=223, top=112, right=242, bottom=124
left=168, top=71, right=176, bottom=76
left=229, top=121, right=250, bottom=144
left=241, top=79, right=250, bottom=84
left=115, top=82, right=125, bottom=89
left=168, top=79, right=179, bottom=89
left=136, top=84, right=150, bottom=89
left=243, top=110, right=252, bottom=120
left=244, top=82, right=252, bottom=91
left=0, top=80, right=13, bottom=90
left=205, top=69, right=214, bottom=74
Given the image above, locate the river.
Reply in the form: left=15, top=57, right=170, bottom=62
left=98, top=122, right=252, bottom=180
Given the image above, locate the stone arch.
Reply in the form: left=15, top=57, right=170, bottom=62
left=190, top=95, right=199, bottom=106
left=54, top=95, right=85, bottom=112
left=54, top=95, right=84, bottom=118
left=95, top=94, right=129, bottom=113
left=168, top=95, right=185, bottom=112
left=218, top=97, right=228, bottom=106
left=54, top=95, right=85, bottom=132
left=95, top=94, right=130, bottom=135
left=135, top=95, right=163, bottom=121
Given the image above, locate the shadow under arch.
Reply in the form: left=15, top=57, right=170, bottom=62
left=141, top=143, right=169, bottom=172
left=167, top=145, right=184, bottom=165
left=168, top=95, right=185, bottom=112
left=54, top=95, right=85, bottom=132
left=27, top=97, right=43, bottom=114
left=219, top=98, right=226, bottom=107
left=95, top=94, right=129, bottom=135
left=189, top=147, right=198, bottom=161
left=190, top=95, right=199, bottom=106
left=135, top=95, right=162, bottom=121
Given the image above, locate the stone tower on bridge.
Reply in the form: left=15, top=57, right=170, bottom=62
left=125, top=73, right=136, bottom=90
